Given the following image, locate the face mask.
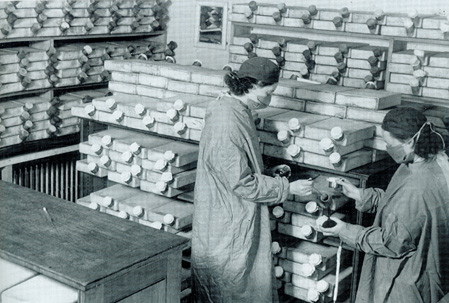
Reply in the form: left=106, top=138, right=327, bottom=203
left=386, top=121, right=446, bottom=164
left=246, top=95, right=272, bottom=110
left=386, top=141, right=414, bottom=164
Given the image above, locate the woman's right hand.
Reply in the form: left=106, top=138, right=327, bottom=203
left=335, top=178, right=362, bottom=201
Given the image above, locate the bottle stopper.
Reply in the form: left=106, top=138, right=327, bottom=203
left=307, top=289, right=320, bottom=302
left=173, top=99, right=186, bottom=111
left=274, top=266, right=284, bottom=278
left=319, top=138, right=334, bottom=152
left=85, top=104, right=96, bottom=116
left=102, top=196, right=113, bottom=207
left=174, top=122, right=187, bottom=134
left=287, top=144, right=301, bottom=158
left=272, top=206, right=284, bottom=218
left=83, top=45, right=93, bottom=56
left=154, top=159, right=168, bottom=171
left=334, top=51, right=344, bottom=63
left=408, top=9, right=419, bottom=19
left=302, top=262, right=315, bottom=277
left=23, top=120, right=34, bottom=130
left=248, top=1, right=258, bottom=12
left=288, top=118, right=301, bottom=131
left=156, top=181, right=167, bottom=192
left=333, top=16, right=343, bottom=27
left=192, top=59, right=202, bottom=67
left=305, top=201, right=319, bottom=214
left=100, top=155, right=112, bottom=167
left=301, top=12, right=312, bottom=24
left=88, top=162, right=99, bottom=173
left=164, top=150, right=176, bottom=162
left=112, top=110, right=124, bottom=122
left=339, top=7, right=350, bottom=18
left=301, top=225, right=314, bottom=238
left=133, top=205, right=144, bottom=217
left=366, top=18, right=378, bottom=30
left=105, top=97, right=116, bottom=110
left=88, top=202, right=100, bottom=210
left=309, top=253, right=323, bottom=266
left=166, top=108, right=179, bottom=121
left=374, top=9, right=384, bottom=20
left=330, top=126, right=343, bottom=141
left=161, top=172, right=173, bottom=183
left=129, top=142, right=141, bottom=155
left=308, top=5, right=317, bottom=16
left=91, top=143, right=103, bottom=155
left=121, top=171, right=132, bottom=184
left=243, top=42, right=254, bottom=53
left=118, top=211, right=129, bottom=219
left=329, top=152, right=342, bottom=166
left=272, top=11, right=282, bottom=22
left=135, top=103, right=146, bottom=116
left=272, top=46, right=282, bottom=57
left=271, top=241, right=281, bottom=254
left=102, top=135, right=112, bottom=147
left=131, top=164, right=142, bottom=177
left=143, top=116, right=155, bottom=128
left=163, top=213, right=175, bottom=225
left=277, top=130, right=290, bottom=143
left=368, top=55, right=379, bottom=67
left=121, top=151, right=133, bottom=163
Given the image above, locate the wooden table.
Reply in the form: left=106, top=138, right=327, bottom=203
left=0, top=181, right=189, bottom=303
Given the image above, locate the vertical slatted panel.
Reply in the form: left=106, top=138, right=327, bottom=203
left=11, top=152, right=80, bottom=202
left=66, top=161, right=70, bottom=201
left=45, top=162, right=49, bottom=195
left=74, top=160, right=78, bottom=202
left=40, top=163, right=44, bottom=193
left=55, top=163, right=60, bottom=198
left=50, top=162, right=54, bottom=196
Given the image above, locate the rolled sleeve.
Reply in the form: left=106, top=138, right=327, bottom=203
left=339, top=223, right=365, bottom=248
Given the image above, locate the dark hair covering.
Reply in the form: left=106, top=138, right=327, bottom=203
left=382, top=107, right=446, bottom=160
left=224, top=57, right=280, bottom=96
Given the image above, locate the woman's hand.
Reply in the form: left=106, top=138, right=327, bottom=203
left=266, top=164, right=291, bottom=179
left=289, top=179, right=313, bottom=196
left=335, top=178, right=362, bottom=201
left=316, top=216, right=347, bottom=237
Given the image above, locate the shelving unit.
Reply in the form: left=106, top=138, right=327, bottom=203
left=0, top=0, right=170, bottom=197
left=229, top=4, right=449, bottom=109
left=229, top=3, right=448, bottom=303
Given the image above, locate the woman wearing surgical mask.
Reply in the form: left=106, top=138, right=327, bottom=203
left=317, top=107, right=449, bottom=303
left=191, top=57, right=312, bottom=303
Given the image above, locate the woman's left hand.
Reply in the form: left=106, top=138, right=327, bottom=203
left=316, top=216, right=347, bottom=237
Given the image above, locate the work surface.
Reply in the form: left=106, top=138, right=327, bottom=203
left=0, top=181, right=188, bottom=292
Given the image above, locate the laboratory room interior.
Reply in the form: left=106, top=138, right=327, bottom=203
left=0, top=0, right=448, bottom=303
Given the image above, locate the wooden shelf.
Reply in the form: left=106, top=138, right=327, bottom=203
left=0, top=31, right=167, bottom=44
left=233, top=22, right=449, bottom=46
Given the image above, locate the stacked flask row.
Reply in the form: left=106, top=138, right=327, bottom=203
left=229, top=34, right=388, bottom=90
left=269, top=173, right=355, bottom=301
left=0, top=0, right=169, bottom=39
left=232, top=2, right=449, bottom=40
left=228, top=33, right=449, bottom=101
left=0, top=88, right=107, bottom=148
left=0, top=38, right=173, bottom=96
left=70, top=59, right=410, bottom=172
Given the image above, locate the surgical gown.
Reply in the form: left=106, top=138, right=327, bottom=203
left=339, top=153, right=449, bottom=303
left=191, top=95, right=290, bottom=303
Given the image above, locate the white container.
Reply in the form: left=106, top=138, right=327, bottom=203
left=143, top=116, right=155, bottom=128
left=287, top=144, right=301, bottom=158
left=134, top=103, right=146, bottom=116
left=288, top=118, right=301, bottom=131
left=319, top=138, right=334, bottom=153
left=330, top=126, right=344, bottom=141
left=105, top=97, right=117, bottom=110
